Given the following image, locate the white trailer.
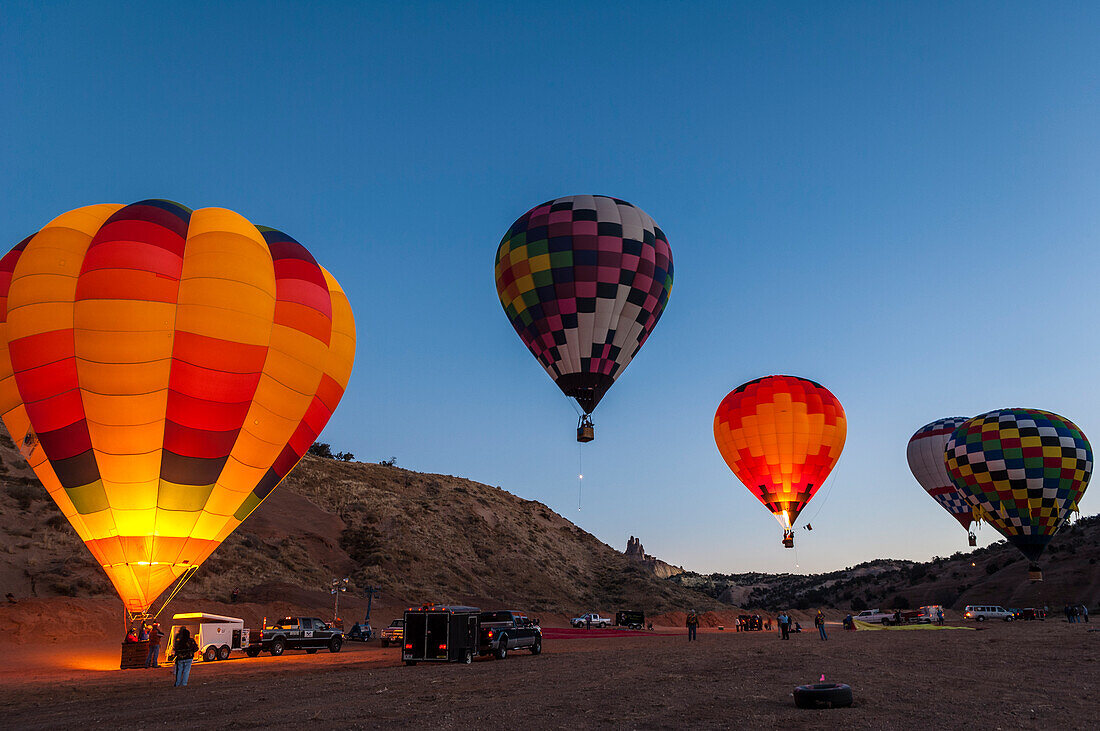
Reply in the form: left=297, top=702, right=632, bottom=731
left=167, top=612, right=250, bottom=663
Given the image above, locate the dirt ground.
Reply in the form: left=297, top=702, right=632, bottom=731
left=2, top=621, right=1098, bottom=729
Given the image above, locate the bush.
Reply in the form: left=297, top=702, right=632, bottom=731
left=851, top=596, right=868, bottom=611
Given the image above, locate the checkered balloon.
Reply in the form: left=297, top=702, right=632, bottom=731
left=944, top=409, right=1091, bottom=562
left=495, top=195, right=673, bottom=413
left=907, top=417, right=974, bottom=531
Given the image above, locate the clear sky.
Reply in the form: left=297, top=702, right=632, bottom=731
left=3, top=1, right=1100, bottom=574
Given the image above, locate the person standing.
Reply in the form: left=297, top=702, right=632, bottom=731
left=686, top=610, right=699, bottom=642
left=173, top=628, right=198, bottom=687
left=1083, top=605, right=1089, bottom=623
left=779, top=612, right=790, bottom=640
left=815, top=610, right=828, bottom=640
left=146, top=622, right=163, bottom=668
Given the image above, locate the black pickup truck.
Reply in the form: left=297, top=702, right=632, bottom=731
left=245, top=617, right=343, bottom=656
left=479, top=610, right=541, bottom=659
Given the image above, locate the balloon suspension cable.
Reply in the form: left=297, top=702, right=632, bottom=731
left=143, top=565, right=200, bottom=623
left=577, top=442, right=583, bottom=511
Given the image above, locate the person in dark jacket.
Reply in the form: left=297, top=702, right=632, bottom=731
left=146, top=623, right=164, bottom=668
left=173, top=628, right=197, bottom=687
left=815, top=610, right=828, bottom=640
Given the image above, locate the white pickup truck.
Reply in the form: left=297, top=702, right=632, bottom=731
left=571, top=612, right=611, bottom=628
left=853, top=609, right=895, bottom=625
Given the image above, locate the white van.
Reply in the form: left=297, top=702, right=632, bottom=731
left=167, top=612, right=251, bottom=662
left=963, top=605, right=1014, bottom=622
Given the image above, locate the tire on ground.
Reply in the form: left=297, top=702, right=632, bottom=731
left=793, top=683, right=853, bottom=709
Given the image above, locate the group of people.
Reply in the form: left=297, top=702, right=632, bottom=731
left=123, top=622, right=165, bottom=669
left=685, top=610, right=829, bottom=640
left=1064, top=604, right=1090, bottom=623
left=122, top=622, right=199, bottom=686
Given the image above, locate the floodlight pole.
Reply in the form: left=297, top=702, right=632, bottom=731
left=364, top=585, right=381, bottom=622
left=331, top=577, right=349, bottom=625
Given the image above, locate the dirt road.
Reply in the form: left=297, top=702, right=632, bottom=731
left=2, top=622, right=1097, bottom=729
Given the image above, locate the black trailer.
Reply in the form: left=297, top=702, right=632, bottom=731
left=402, top=604, right=481, bottom=665
left=615, top=610, right=645, bottom=630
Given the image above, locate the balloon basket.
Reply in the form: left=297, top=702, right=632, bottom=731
left=120, top=640, right=152, bottom=670
left=577, top=414, right=594, bottom=443
left=968, top=533, right=977, bottom=547
left=782, top=531, right=794, bottom=549
left=1028, top=565, right=1043, bottom=582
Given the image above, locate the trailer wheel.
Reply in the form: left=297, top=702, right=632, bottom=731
left=329, top=637, right=342, bottom=653
left=245, top=647, right=261, bottom=658
left=203, top=646, right=217, bottom=662
left=495, top=637, right=508, bottom=660
left=464, top=650, right=473, bottom=664
left=530, top=639, right=542, bottom=655
left=217, top=645, right=230, bottom=661
left=269, top=639, right=286, bottom=656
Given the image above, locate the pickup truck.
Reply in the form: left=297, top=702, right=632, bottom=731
left=571, top=612, right=611, bottom=628
left=245, top=617, right=343, bottom=656
left=479, top=610, right=542, bottom=659
left=380, top=618, right=404, bottom=647
left=852, top=609, right=895, bottom=625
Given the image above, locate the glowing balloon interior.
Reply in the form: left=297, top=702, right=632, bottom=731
left=494, top=195, right=673, bottom=417
left=0, top=200, right=355, bottom=613
left=713, top=375, right=846, bottom=544
left=944, top=408, right=1090, bottom=566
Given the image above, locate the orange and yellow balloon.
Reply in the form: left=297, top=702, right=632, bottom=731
left=0, top=200, right=355, bottom=613
left=713, top=375, right=846, bottom=545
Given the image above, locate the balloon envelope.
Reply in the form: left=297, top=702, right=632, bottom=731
left=494, top=195, right=673, bottom=414
left=906, top=417, right=974, bottom=531
left=0, top=200, right=355, bottom=613
left=713, top=375, right=846, bottom=530
left=944, top=408, right=1091, bottom=563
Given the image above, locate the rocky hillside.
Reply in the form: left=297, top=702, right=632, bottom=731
left=674, top=515, right=1100, bottom=612
left=0, top=428, right=721, bottom=617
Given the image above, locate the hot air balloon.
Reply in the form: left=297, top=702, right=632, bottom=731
left=0, top=200, right=355, bottom=619
left=713, top=375, right=846, bottom=547
left=944, top=408, right=1091, bottom=581
left=494, top=195, right=673, bottom=442
left=907, top=417, right=977, bottom=545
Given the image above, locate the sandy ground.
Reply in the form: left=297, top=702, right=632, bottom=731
left=1, top=621, right=1098, bottom=729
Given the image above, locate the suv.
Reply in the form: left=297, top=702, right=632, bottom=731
left=380, top=618, right=405, bottom=647
left=963, top=605, right=1014, bottom=622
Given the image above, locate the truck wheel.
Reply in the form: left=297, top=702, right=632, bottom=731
left=329, top=637, right=342, bottom=653
left=217, top=645, right=230, bottom=661
left=976, top=616, right=985, bottom=623
left=530, top=639, right=542, bottom=655
left=246, top=647, right=261, bottom=658
left=464, top=650, right=472, bottom=664
left=495, top=637, right=508, bottom=660
left=270, top=639, right=286, bottom=656
left=203, top=647, right=217, bottom=662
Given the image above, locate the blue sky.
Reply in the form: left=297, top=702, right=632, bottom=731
left=3, top=1, right=1100, bottom=573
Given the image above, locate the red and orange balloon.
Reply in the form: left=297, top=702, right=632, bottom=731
left=0, top=200, right=355, bottom=613
left=713, top=375, right=846, bottom=545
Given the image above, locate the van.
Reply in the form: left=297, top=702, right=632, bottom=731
left=963, top=605, right=1014, bottom=622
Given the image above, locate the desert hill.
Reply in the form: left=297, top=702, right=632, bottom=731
left=0, top=429, right=722, bottom=621
left=674, top=514, right=1100, bottom=612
